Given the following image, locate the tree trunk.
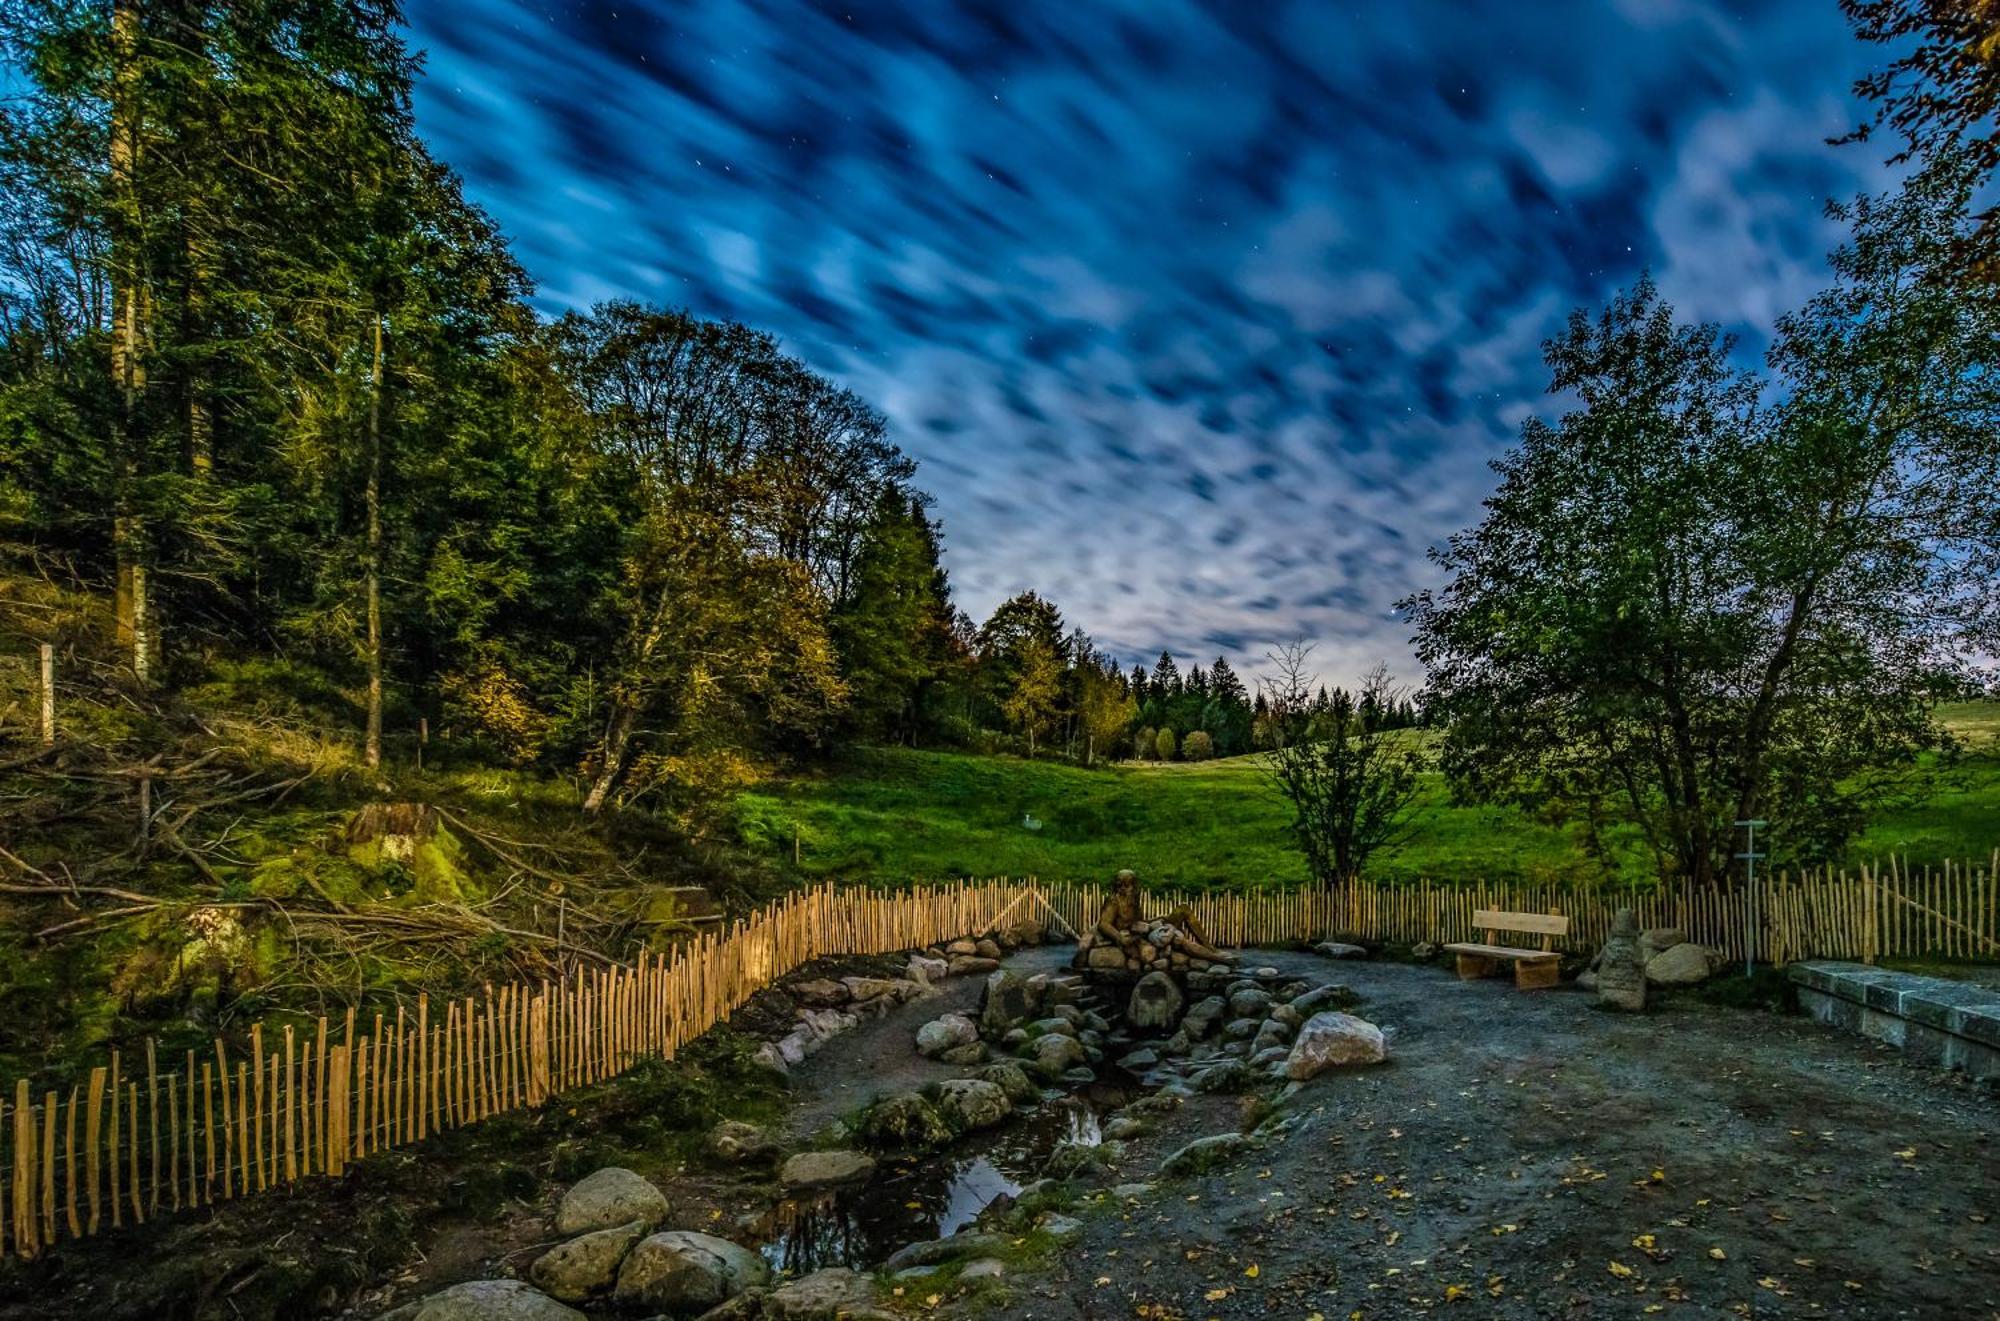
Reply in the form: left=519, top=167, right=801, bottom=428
left=364, top=314, right=385, bottom=769
left=109, top=0, right=148, bottom=678
left=582, top=701, right=639, bottom=815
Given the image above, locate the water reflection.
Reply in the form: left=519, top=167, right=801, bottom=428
left=758, top=1095, right=1106, bottom=1272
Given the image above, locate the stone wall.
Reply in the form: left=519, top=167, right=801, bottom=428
left=1788, top=961, right=2000, bottom=1081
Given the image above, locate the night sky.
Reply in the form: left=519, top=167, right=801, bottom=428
left=405, top=0, right=1890, bottom=684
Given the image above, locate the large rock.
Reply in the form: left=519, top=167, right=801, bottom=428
left=1640, top=927, right=1688, bottom=957
left=1284, top=1012, right=1387, bottom=1079
left=915, top=1013, right=978, bottom=1058
left=382, top=1281, right=585, bottom=1321
left=1314, top=941, right=1367, bottom=959
left=707, top=1120, right=778, bottom=1165
left=1227, top=986, right=1273, bottom=1018
left=858, top=1092, right=952, bottom=1150
left=975, top=1061, right=1039, bottom=1104
left=531, top=1220, right=646, bottom=1303
left=1181, top=996, right=1226, bottom=1040
left=779, top=1150, right=876, bottom=1192
left=722, top=1267, right=898, bottom=1321
left=613, top=1230, right=771, bottom=1313
left=948, top=955, right=1001, bottom=977
left=980, top=971, right=1034, bottom=1034
left=1160, top=1133, right=1250, bottom=1177
left=1645, top=941, right=1721, bottom=986
left=790, top=979, right=850, bottom=1008
left=1597, top=908, right=1647, bottom=1011
left=841, top=976, right=915, bottom=1005
left=1127, top=971, right=1184, bottom=1030
left=906, top=954, right=949, bottom=985
left=883, top=1231, right=1013, bottom=1273
left=1026, top=1032, right=1087, bottom=1078
left=1288, top=984, right=1358, bottom=1016
left=556, top=1167, right=668, bottom=1235
left=1085, top=942, right=1130, bottom=971
left=932, top=1078, right=1011, bottom=1131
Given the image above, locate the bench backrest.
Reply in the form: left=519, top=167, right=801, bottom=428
left=1475, top=908, right=1568, bottom=951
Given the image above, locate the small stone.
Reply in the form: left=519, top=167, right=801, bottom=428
left=1288, top=984, right=1358, bottom=1016
left=556, top=1167, right=668, bottom=1236
left=1027, top=1033, right=1087, bottom=1078
left=1039, top=1213, right=1085, bottom=1241
left=858, top=1092, right=952, bottom=1149
left=946, top=938, right=979, bottom=956
left=948, top=955, right=1002, bottom=976
left=907, top=954, right=949, bottom=984
left=1191, top=1059, right=1254, bottom=1093
left=938, top=1042, right=988, bottom=1066
left=841, top=975, right=912, bottom=1003
left=974, top=938, right=1004, bottom=960
left=1102, top=1115, right=1146, bottom=1140
left=975, top=1061, right=1039, bottom=1104
left=779, top=1149, right=876, bottom=1192
left=961, top=1259, right=1005, bottom=1281
left=1227, top=987, right=1273, bottom=1018
left=706, top=1120, right=777, bottom=1165
left=790, top=978, right=850, bottom=1007
left=1223, top=1017, right=1261, bottom=1040
left=883, top=1231, right=1014, bottom=1272
left=1314, top=941, right=1368, bottom=959
left=1117, top=1046, right=1160, bottom=1070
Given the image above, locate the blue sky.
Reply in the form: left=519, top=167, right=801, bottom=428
left=405, top=0, right=1891, bottom=685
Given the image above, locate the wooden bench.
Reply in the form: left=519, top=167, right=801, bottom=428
left=1443, top=910, right=1567, bottom=989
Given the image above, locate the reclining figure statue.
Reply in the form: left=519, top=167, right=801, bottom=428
left=1086, top=868, right=1236, bottom=967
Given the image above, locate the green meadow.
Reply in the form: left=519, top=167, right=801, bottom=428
left=734, top=702, right=2000, bottom=890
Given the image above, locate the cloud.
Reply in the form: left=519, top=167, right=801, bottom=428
left=406, top=0, right=1887, bottom=686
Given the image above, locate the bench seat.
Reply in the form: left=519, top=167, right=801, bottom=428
left=1442, top=909, right=1569, bottom=989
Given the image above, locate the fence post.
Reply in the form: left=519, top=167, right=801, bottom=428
left=38, top=644, right=54, bottom=745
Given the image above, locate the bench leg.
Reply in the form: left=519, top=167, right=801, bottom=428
left=1455, top=953, right=1497, bottom=981
left=1514, top=960, right=1560, bottom=990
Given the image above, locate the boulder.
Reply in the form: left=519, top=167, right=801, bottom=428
left=556, top=1167, right=668, bottom=1236
left=915, top=1013, right=978, bottom=1058
left=748, top=1267, right=899, bottom=1321
left=974, top=938, right=1004, bottom=961
left=841, top=976, right=912, bottom=1004
left=1412, top=941, right=1439, bottom=959
left=613, top=1230, right=771, bottom=1313
left=933, top=1078, right=1012, bottom=1132
left=1160, top=1133, right=1250, bottom=1177
left=1181, top=996, right=1226, bottom=1039
left=790, top=979, right=850, bottom=1008
left=706, top=1120, right=778, bottom=1165
left=1645, top=941, right=1721, bottom=986
left=1227, top=987, right=1273, bottom=1018
left=1251, top=1019, right=1293, bottom=1054
left=381, top=1280, right=585, bottom=1321
left=1085, top=943, right=1129, bottom=971
left=906, top=954, right=949, bottom=985
left=1314, top=941, right=1368, bottom=959
left=948, top=955, right=1002, bottom=977
left=1285, top=1012, right=1386, bottom=1079
left=1640, top=927, right=1688, bottom=956
left=883, top=1231, right=1013, bottom=1273
left=979, top=971, right=1035, bottom=1034
left=975, top=1061, right=1040, bottom=1105
left=1026, top=1032, right=1087, bottom=1078
left=1028, top=1016, right=1079, bottom=1037
left=531, top=1220, right=646, bottom=1303
left=1044, top=1137, right=1124, bottom=1179
left=1288, top=984, right=1358, bottom=1016
left=1190, top=1059, right=1254, bottom=1093
left=779, top=1150, right=876, bottom=1192
left=1223, top=1017, right=1261, bottom=1041
left=1596, top=908, right=1647, bottom=1010
left=1127, top=971, right=1184, bottom=1030
left=945, top=938, right=979, bottom=956
left=1102, top=1115, right=1146, bottom=1141
left=857, top=1092, right=952, bottom=1150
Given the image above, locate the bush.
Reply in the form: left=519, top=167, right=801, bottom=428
left=1154, top=727, right=1178, bottom=761
left=1182, top=730, right=1214, bottom=761
left=1133, top=726, right=1155, bottom=759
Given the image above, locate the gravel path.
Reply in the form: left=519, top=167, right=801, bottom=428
left=984, top=953, right=1998, bottom=1320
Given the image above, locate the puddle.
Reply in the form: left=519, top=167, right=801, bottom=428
left=758, top=1090, right=1116, bottom=1272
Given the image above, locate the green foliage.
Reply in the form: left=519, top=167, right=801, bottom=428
left=1154, top=727, right=1177, bottom=761
left=1182, top=730, right=1215, bottom=761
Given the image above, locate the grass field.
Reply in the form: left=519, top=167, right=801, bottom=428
left=733, top=701, right=2000, bottom=889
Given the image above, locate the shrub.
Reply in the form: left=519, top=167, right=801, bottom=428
left=1154, top=727, right=1178, bottom=761
left=1182, top=730, right=1215, bottom=761
left=1133, top=726, right=1155, bottom=759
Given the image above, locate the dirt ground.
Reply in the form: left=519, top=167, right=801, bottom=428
left=991, top=952, right=1999, bottom=1321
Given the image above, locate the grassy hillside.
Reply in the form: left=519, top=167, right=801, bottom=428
left=734, top=701, right=2000, bottom=889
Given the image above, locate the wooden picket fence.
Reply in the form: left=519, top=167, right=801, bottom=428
left=1041, top=854, right=2000, bottom=967
left=4, top=860, right=1995, bottom=1266
left=0, top=880, right=1041, bottom=1264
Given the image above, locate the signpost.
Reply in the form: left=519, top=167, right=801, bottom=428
left=1735, top=819, right=1767, bottom=977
